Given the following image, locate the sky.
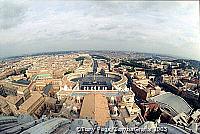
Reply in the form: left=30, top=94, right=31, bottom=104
left=0, top=0, right=199, bottom=60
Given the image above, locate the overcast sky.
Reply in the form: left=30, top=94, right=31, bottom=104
left=0, top=0, right=199, bottom=60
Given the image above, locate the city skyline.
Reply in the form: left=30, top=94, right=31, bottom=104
left=0, top=51, right=200, bottom=133
left=0, top=1, right=199, bottom=60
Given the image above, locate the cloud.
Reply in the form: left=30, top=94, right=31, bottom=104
left=0, top=1, right=199, bottom=60
left=0, top=0, right=29, bottom=30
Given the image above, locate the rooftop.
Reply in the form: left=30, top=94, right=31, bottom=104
left=80, top=93, right=111, bottom=126
left=149, top=92, right=192, bottom=115
left=13, top=79, right=30, bottom=85
left=19, top=91, right=43, bottom=112
left=6, top=95, right=23, bottom=105
left=43, top=84, right=53, bottom=95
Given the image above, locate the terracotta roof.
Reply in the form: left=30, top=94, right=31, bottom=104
left=6, top=95, right=23, bottom=105
left=0, top=96, right=8, bottom=108
left=19, top=91, right=43, bottom=112
left=17, top=86, right=28, bottom=93
left=80, top=93, right=111, bottom=126
left=62, top=78, right=76, bottom=88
